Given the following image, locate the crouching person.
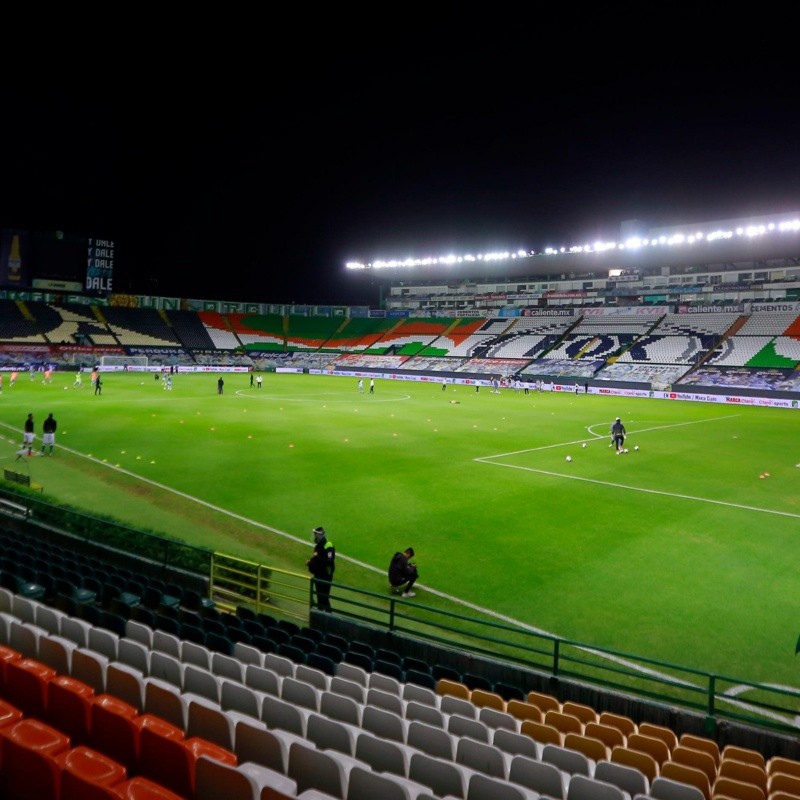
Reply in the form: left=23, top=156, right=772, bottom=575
left=388, top=548, right=418, bottom=598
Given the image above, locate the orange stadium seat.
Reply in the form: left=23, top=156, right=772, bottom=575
left=520, top=719, right=564, bottom=747
left=661, top=760, right=713, bottom=800
left=768, top=756, right=800, bottom=780
left=680, top=734, right=721, bottom=768
left=671, top=743, right=719, bottom=787
left=526, top=690, right=561, bottom=715
left=0, top=717, right=70, bottom=800
left=599, top=711, right=638, bottom=739
left=611, top=744, right=660, bottom=784
left=584, top=720, right=627, bottom=750
left=718, top=758, right=767, bottom=796
left=722, top=744, right=766, bottom=770
left=57, top=745, right=128, bottom=800
left=712, top=775, right=766, bottom=800
left=638, top=721, right=678, bottom=754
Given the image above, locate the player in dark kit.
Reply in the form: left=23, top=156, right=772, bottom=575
left=611, top=417, right=626, bottom=453
left=42, top=413, right=57, bottom=455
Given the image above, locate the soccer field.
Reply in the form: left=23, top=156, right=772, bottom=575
left=1, top=370, right=799, bottom=690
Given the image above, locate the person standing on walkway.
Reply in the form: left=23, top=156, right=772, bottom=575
left=307, top=526, right=336, bottom=612
left=41, top=413, right=57, bottom=455
left=22, top=413, right=34, bottom=454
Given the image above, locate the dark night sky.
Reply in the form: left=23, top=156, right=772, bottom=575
left=2, top=10, right=799, bottom=308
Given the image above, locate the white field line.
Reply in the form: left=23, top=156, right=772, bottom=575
left=476, top=413, right=800, bottom=519
left=234, top=389, right=413, bottom=403
left=466, top=411, right=800, bottom=721
left=481, top=413, right=741, bottom=460
left=1, top=415, right=795, bottom=720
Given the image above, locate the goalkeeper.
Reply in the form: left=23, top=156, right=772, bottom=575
left=610, top=417, right=626, bottom=453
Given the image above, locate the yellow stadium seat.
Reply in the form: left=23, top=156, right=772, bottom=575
left=672, top=743, right=719, bottom=787
left=611, top=744, right=660, bottom=785
left=544, top=709, right=583, bottom=736
left=638, top=721, right=679, bottom=754
left=599, top=711, right=638, bottom=739
left=564, top=731, right=610, bottom=763
left=680, top=734, right=721, bottom=768
left=526, top=690, right=561, bottom=715
left=712, top=775, right=765, bottom=800
left=722, top=744, right=766, bottom=770
left=661, top=759, right=713, bottom=800
left=520, top=719, right=564, bottom=747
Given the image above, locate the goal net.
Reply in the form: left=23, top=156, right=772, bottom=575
left=99, top=355, right=149, bottom=369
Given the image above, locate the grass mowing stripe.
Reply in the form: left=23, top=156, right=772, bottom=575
left=0, top=371, right=798, bottom=691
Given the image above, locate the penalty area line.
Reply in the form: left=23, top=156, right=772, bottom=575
left=476, top=459, right=800, bottom=519
left=481, top=413, right=741, bottom=462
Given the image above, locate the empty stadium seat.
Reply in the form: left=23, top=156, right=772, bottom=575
left=0, top=717, right=70, bottom=799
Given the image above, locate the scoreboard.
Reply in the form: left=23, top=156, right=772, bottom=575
left=0, top=229, right=114, bottom=295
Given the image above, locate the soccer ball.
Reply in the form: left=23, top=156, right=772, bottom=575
left=634, top=445, right=639, bottom=451
left=581, top=443, right=586, bottom=448
left=623, top=448, right=629, bottom=454
left=565, top=455, right=572, bottom=462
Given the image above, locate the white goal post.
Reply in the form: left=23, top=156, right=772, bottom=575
left=99, top=355, right=149, bottom=369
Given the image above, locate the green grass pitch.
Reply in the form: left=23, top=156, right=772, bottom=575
left=1, top=369, right=799, bottom=689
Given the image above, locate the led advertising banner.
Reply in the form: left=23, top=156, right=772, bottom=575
left=0, top=229, right=30, bottom=287
left=86, top=239, right=114, bottom=293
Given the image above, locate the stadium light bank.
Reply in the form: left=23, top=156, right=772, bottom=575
left=344, top=215, right=800, bottom=271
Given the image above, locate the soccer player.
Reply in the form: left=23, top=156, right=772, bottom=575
left=611, top=417, right=626, bottom=453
